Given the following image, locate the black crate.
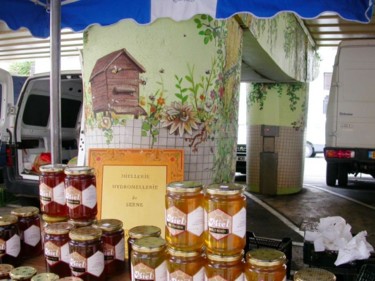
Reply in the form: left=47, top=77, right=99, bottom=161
left=244, top=231, right=292, bottom=279
left=356, top=264, right=375, bottom=281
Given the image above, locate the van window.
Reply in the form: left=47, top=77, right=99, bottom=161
left=61, top=99, right=81, bottom=128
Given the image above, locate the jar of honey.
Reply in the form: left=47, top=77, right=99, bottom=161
left=42, top=214, right=69, bottom=246
left=205, top=183, right=246, bottom=255
left=92, top=219, right=125, bottom=276
left=9, top=266, right=37, bottom=281
left=44, top=222, right=74, bottom=278
left=245, top=248, right=286, bottom=281
left=131, top=237, right=167, bottom=281
left=294, top=268, right=336, bottom=281
left=68, top=219, right=95, bottom=228
left=57, top=277, right=83, bottom=281
left=166, top=248, right=205, bottom=280
left=11, top=206, right=43, bottom=259
left=69, top=226, right=105, bottom=281
left=0, top=214, right=21, bottom=265
left=0, top=264, right=14, bottom=279
left=205, top=251, right=244, bottom=281
left=64, top=166, right=97, bottom=221
left=39, top=164, right=68, bottom=217
left=165, top=181, right=204, bottom=251
left=31, top=273, right=60, bottom=281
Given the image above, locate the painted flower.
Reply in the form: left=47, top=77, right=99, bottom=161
left=199, top=94, right=206, bottom=101
left=139, top=96, right=146, bottom=106
left=99, top=116, right=112, bottom=129
left=161, top=101, right=200, bottom=137
left=157, top=97, right=165, bottom=106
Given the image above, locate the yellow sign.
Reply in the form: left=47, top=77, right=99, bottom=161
left=88, top=149, right=184, bottom=242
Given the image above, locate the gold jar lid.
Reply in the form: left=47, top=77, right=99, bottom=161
left=69, top=226, right=102, bottom=241
left=11, top=206, right=39, bottom=217
left=92, top=219, right=123, bottom=233
left=132, top=237, right=166, bottom=253
left=168, top=247, right=203, bottom=258
left=68, top=219, right=95, bottom=228
left=39, top=164, right=66, bottom=173
left=9, top=266, right=37, bottom=280
left=129, top=225, right=161, bottom=239
left=42, top=214, right=69, bottom=223
left=0, top=214, right=18, bottom=226
left=45, top=222, right=74, bottom=235
left=167, top=181, right=203, bottom=193
left=0, top=264, right=14, bottom=277
left=57, top=277, right=83, bottom=281
left=31, top=273, right=60, bottom=281
left=64, top=166, right=94, bottom=176
left=206, top=183, right=245, bottom=195
left=294, top=268, right=336, bottom=281
left=207, top=251, right=244, bottom=262
left=246, top=248, right=286, bottom=267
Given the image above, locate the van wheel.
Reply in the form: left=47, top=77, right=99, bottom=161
left=338, top=164, right=348, bottom=187
left=326, top=163, right=338, bottom=186
left=305, top=142, right=316, bottom=158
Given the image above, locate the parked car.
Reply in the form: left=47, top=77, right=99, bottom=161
left=236, top=144, right=246, bottom=174
left=305, top=141, right=324, bottom=158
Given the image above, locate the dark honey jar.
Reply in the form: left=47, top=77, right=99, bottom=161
left=0, top=214, right=21, bottom=265
left=92, top=219, right=125, bottom=276
left=42, top=214, right=69, bottom=246
left=245, top=248, right=287, bottom=281
left=11, top=206, right=43, bottom=259
left=294, top=268, right=336, bottom=281
left=31, top=272, right=60, bottom=281
left=39, top=164, right=68, bottom=217
left=64, top=166, right=97, bottom=221
left=44, top=222, right=74, bottom=278
left=0, top=264, right=14, bottom=279
left=167, top=248, right=205, bottom=280
left=165, top=181, right=204, bottom=251
left=9, top=266, right=37, bottom=281
left=69, top=226, right=105, bottom=281
left=205, top=251, right=244, bottom=281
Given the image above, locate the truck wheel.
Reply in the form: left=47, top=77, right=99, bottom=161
left=305, top=142, right=316, bottom=158
left=338, top=164, right=348, bottom=187
left=326, top=163, right=338, bottom=186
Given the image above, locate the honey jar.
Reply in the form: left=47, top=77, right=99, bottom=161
left=68, top=219, right=95, bottom=228
left=245, top=248, right=286, bottom=281
left=64, top=166, right=97, bottom=221
left=92, top=219, right=125, bottom=276
left=31, top=273, right=60, bottom=281
left=69, top=226, right=105, bottom=281
left=0, top=264, right=14, bottom=279
left=0, top=214, right=21, bottom=265
left=9, top=266, right=37, bottom=281
left=165, top=181, right=204, bottom=251
left=166, top=248, right=205, bottom=280
left=11, top=206, right=43, bottom=259
left=294, top=268, right=336, bottom=281
left=205, top=183, right=246, bottom=255
left=42, top=214, right=69, bottom=246
left=39, top=164, right=68, bottom=217
left=131, top=237, right=167, bottom=281
left=57, top=277, right=84, bottom=281
left=205, top=251, right=244, bottom=281
left=44, top=222, right=74, bottom=278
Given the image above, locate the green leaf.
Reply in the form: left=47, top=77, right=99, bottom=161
left=205, top=29, right=212, bottom=35
left=176, top=93, right=183, bottom=99
left=194, top=18, right=201, bottom=24
left=201, top=15, right=207, bottom=20
left=181, top=88, right=188, bottom=93
left=185, top=76, right=193, bottom=83
left=204, top=37, right=209, bottom=44
left=141, top=131, right=148, bottom=137
left=199, top=31, right=205, bottom=35
left=142, top=123, right=151, bottom=130
left=182, top=96, right=188, bottom=103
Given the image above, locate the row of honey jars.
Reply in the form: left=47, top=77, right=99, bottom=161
left=39, top=165, right=97, bottom=221
left=165, top=182, right=247, bottom=255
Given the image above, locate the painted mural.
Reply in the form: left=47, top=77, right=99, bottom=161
left=82, top=16, right=242, bottom=184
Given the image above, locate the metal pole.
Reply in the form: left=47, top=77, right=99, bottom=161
left=50, top=0, right=62, bottom=164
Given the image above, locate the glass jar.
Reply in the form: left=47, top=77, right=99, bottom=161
left=44, top=222, right=74, bottom=278
left=68, top=219, right=95, bottom=229
left=42, top=214, right=69, bottom=247
left=167, top=248, right=205, bottom=280
left=39, top=164, right=68, bottom=217
left=9, top=266, right=37, bottom=281
left=31, top=273, right=60, bottom=281
left=205, top=183, right=246, bottom=255
left=64, top=166, right=97, bottom=221
left=92, top=219, right=125, bottom=276
left=0, top=264, right=14, bottom=279
left=11, top=206, right=43, bottom=259
left=165, top=181, right=204, bottom=251
left=294, top=268, right=336, bottom=281
left=131, top=237, right=167, bottom=281
left=69, top=226, right=105, bottom=281
left=57, top=277, right=83, bottom=281
left=245, top=248, right=286, bottom=281
left=205, top=251, right=244, bottom=281
left=0, top=214, right=21, bottom=265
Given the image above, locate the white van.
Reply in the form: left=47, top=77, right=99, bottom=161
left=325, top=40, right=375, bottom=187
left=0, top=68, right=82, bottom=201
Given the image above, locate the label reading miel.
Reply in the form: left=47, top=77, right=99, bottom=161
left=66, top=186, right=82, bottom=209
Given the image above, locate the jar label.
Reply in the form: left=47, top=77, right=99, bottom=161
left=132, top=261, right=167, bottom=280
left=70, top=252, right=87, bottom=276
left=115, top=237, right=125, bottom=261
left=40, top=183, right=53, bottom=205
left=40, top=182, right=65, bottom=206
left=6, top=234, right=21, bottom=257
left=87, top=251, right=104, bottom=277
left=53, top=182, right=66, bottom=205
left=187, top=206, right=204, bottom=236
left=232, top=207, right=246, bottom=238
left=166, top=206, right=187, bottom=236
left=168, top=267, right=204, bottom=281
left=66, top=186, right=82, bottom=209
left=61, top=242, right=70, bottom=263
left=45, top=241, right=69, bottom=265
left=103, top=242, right=115, bottom=263
left=82, top=184, right=97, bottom=209
left=207, top=207, right=246, bottom=240
left=155, top=261, right=167, bottom=280
left=24, top=225, right=41, bottom=246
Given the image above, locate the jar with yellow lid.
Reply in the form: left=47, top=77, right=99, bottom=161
left=167, top=247, right=205, bottom=280
left=0, top=264, right=14, bottom=279
left=11, top=206, right=42, bottom=259
left=9, top=266, right=37, bottom=281
left=165, top=181, right=204, bottom=251
left=31, top=272, right=60, bottom=281
left=92, top=219, right=125, bottom=276
left=69, top=226, right=105, bottom=281
left=68, top=219, right=95, bottom=229
left=0, top=214, right=21, bottom=265
left=205, top=251, right=244, bottom=281
left=245, top=248, right=286, bottom=281
left=44, top=222, right=74, bottom=278
left=131, top=237, right=167, bottom=281
left=205, top=183, right=246, bottom=255
left=41, top=214, right=69, bottom=248
left=294, top=268, right=336, bottom=281
left=64, top=166, right=97, bottom=221
left=39, top=164, right=68, bottom=217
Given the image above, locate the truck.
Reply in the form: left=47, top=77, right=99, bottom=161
left=0, top=68, right=82, bottom=201
left=324, top=40, right=375, bottom=187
